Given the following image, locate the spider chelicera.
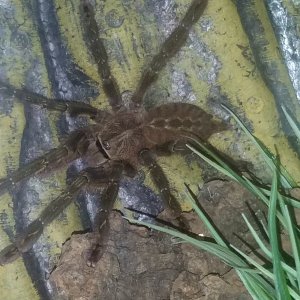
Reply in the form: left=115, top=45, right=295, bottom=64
left=0, top=0, right=226, bottom=267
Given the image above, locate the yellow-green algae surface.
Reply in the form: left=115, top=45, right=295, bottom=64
left=0, top=0, right=299, bottom=298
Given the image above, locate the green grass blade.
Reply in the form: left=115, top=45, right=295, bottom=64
left=187, top=186, right=298, bottom=281
left=231, top=244, right=275, bottom=280
left=281, top=194, right=300, bottom=209
left=238, top=273, right=269, bottom=300
left=268, top=168, right=291, bottom=300
left=259, top=219, right=269, bottom=238
left=186, top=144, right=236, bottom=180
left=125, top=217, right=248, bottom=268
left=185, top=185, right=227, bottom=247
left=261, top=188, right=300, bottom=210
left=231, top=245, right=300, bottom=299
left=188, top=142, right=297, bottom=228
left=241, top=176, right=269, bottom=206
left=242, top=213, right=297, bottom=278
left=237, top=270, right=274, bottom=300
left=186, top=142, right=262, bottom=196
left=242, top=177, right=288, bottom=229
left=278, top=194, right=300, bottom=291
left=242, top=213, right=271, bottom=254
left=221, top=104, right=295, bottom=188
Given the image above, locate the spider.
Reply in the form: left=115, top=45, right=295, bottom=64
left=0, top=0, right=226, bottom=267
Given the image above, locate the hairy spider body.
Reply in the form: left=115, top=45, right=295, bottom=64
left=95, top=103, right=224, bottom=165
left=0, top=0, right=226, bottom=267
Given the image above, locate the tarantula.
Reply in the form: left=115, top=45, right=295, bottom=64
left=0, top=0, right=226, bottom=267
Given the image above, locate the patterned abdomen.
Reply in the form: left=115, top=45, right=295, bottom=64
left=143, top=103, right=227, bottom=146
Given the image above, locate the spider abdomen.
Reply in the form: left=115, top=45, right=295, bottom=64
left=143, top=103, right=227, bottom=143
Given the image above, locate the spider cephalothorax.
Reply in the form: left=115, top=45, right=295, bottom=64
left=0, top=0, right=226, bottom=267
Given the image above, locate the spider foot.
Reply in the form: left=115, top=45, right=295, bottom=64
left=158, top=208, right=190, bottom=231
left=85, top=243, right=106, bottom=268
left=0, top=244, right=20, bottom=266
left=0, top=220, right=44, bottom=266
left=175, top=215, right=190, bottom=232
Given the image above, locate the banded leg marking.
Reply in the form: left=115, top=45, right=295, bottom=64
left=0, top=165, right=122, bottom=265
left=80, top=0, right=122, bottom=110
left=0, top=81, right=99, bottom=118
left=139, top=149, right=182, bottom=218
left=0, top=172, right=89, bottom=265
left=87, top=163, right=123, bottom=267
left=0, top=129, right=90, bottom=197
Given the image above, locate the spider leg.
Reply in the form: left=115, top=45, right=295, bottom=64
left=139, top=149, right=187, bottom=228
left=0, top=81, right=100, bottom=118
left=0, top=129, right=91, bottom=196
left=155, top=140, right=189, bottom=157
left=0, top=171, right=88, bottom=265
left=131, top=0, right=208, bottom=105
left=80, top=0, right=122, bottom=111
left=87, top=163, right=123, bottom=267
left=0, top=165, right=119, bottom=265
